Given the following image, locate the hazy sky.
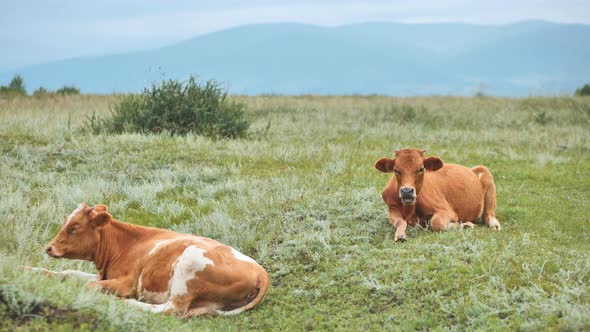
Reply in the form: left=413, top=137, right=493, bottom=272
left=1, top=0, right=589, bottom=70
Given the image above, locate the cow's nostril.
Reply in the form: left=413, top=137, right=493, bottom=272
left=400, top=187, right=415, bottom=195
left=45, top=246, right=52, bottom=254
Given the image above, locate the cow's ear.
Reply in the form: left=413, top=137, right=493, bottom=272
left=424, top=156, right=443, bottom=172
left=91, top=212, right=112, bottom=228
left=375, top=157, right=396, bottom=173
left=92, top=204, right=108, bottom=213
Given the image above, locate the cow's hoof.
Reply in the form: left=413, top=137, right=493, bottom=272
left=488, top=218, right=502, bottom=230
left=395, top=235, right=406, bottom=242
left=461, top=222, right=475, bottom=229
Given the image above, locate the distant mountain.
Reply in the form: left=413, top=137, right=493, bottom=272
left=2, top=21, right=589, bottom=96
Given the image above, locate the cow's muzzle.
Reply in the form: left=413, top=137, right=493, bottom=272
left=45, top=245, right=63, bottom=258
left=399, top=187, right=416, bottom=205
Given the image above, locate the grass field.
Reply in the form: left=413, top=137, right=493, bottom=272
left=1, top=94, right=590, bottom=331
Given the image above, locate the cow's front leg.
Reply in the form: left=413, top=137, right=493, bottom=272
left=88, top=278, right=135, bottom=298
left=26, top=267, right=98, bottom=282
left=430, top=212, right=458, bottom=231
left=388, top=210, right=408, bottom=242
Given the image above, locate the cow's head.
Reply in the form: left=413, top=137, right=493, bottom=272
left=375, top=148, right=443, bottom=205
left=45, top=203, right=112, bottom=260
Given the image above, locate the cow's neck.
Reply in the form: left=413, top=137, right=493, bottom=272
left=93, top=219, right=147, bottom=280
left=401, top=203, right=417, bottom=223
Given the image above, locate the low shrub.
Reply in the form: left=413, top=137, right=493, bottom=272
left=0, top=75, right=27, bottom=98
left=88, top=77, right=249, bottom=138
left=55, top=86, right=80, bottom=95
left=400, top=104, right=417, bottom=123
left=32, top=87, right=49, bottom=98
left=575, top=83, right=590, bottom=96
left=533, top=111, right=551, bottom=125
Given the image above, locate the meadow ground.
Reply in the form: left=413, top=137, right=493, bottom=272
left=1, top=94, right=589, bottom=331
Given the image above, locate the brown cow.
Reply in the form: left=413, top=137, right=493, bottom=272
left=31, top=203, right=269, bottom=316
left=375, top=148, right=501, bottom=241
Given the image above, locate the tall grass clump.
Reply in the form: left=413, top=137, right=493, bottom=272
left=91, top=77, right=249, bottom=138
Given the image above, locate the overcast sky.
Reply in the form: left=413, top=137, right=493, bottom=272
left=1, top=0, right=589, bottom=70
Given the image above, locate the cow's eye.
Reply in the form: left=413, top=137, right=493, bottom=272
left=418, top=167, right=425, bottom=173
left=393, top=169, right=401, bottom=175
left=68, top=224, right=79, bottom=234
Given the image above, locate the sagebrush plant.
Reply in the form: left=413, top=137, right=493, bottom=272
left=55, top=86, right=80, bottom=96
left=91, top=77, right=249, bottom=138
left=1, top=95, right=589, bottom=330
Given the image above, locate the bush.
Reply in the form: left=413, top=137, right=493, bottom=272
left=8, top=75, right=26, bottom=95
left=32, top=86, right=79, bottom=97
left=55, top=86, right=80, bottom=95
left=0, top=74, right=27, bottom=97
left=89, top=77, right=249, bottom=138
left=533, top=111, right=551, bottom=125
left=400, top=104, right=417, bottom=123
left=473, top=83, right=489, bottom=98
left=575, top=83, right=590, bottom=96
left=32, top=87, right=49, bottom=97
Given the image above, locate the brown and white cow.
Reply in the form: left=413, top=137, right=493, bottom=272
left=375, top=148, right=501, bottom=241
left=31, top=203, right=269, bottom=316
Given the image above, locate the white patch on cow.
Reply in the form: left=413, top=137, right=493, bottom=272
left=231, top=248, right=256, bottom=263
left=137, top=271, right=143, bottom=294
left=125, top=299, right=175, bottom=313
left=65, top=203, right=85, bottom=225
left=170, top=245, right=214, bottom=296
left=148, top=238, right=176, bottom=256
left=488, top=218, right=502, bottom=230
left=478, top=172, right=483, bottom=179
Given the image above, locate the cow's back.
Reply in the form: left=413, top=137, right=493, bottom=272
left=135, top=236, right=214, bottom=301
left=137, top=234, right=265, bottom=309
left=420, top=163, right=485, bottom=221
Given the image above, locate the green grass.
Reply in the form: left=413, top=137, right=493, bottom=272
left=1, top=95, right=590, bottom=331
